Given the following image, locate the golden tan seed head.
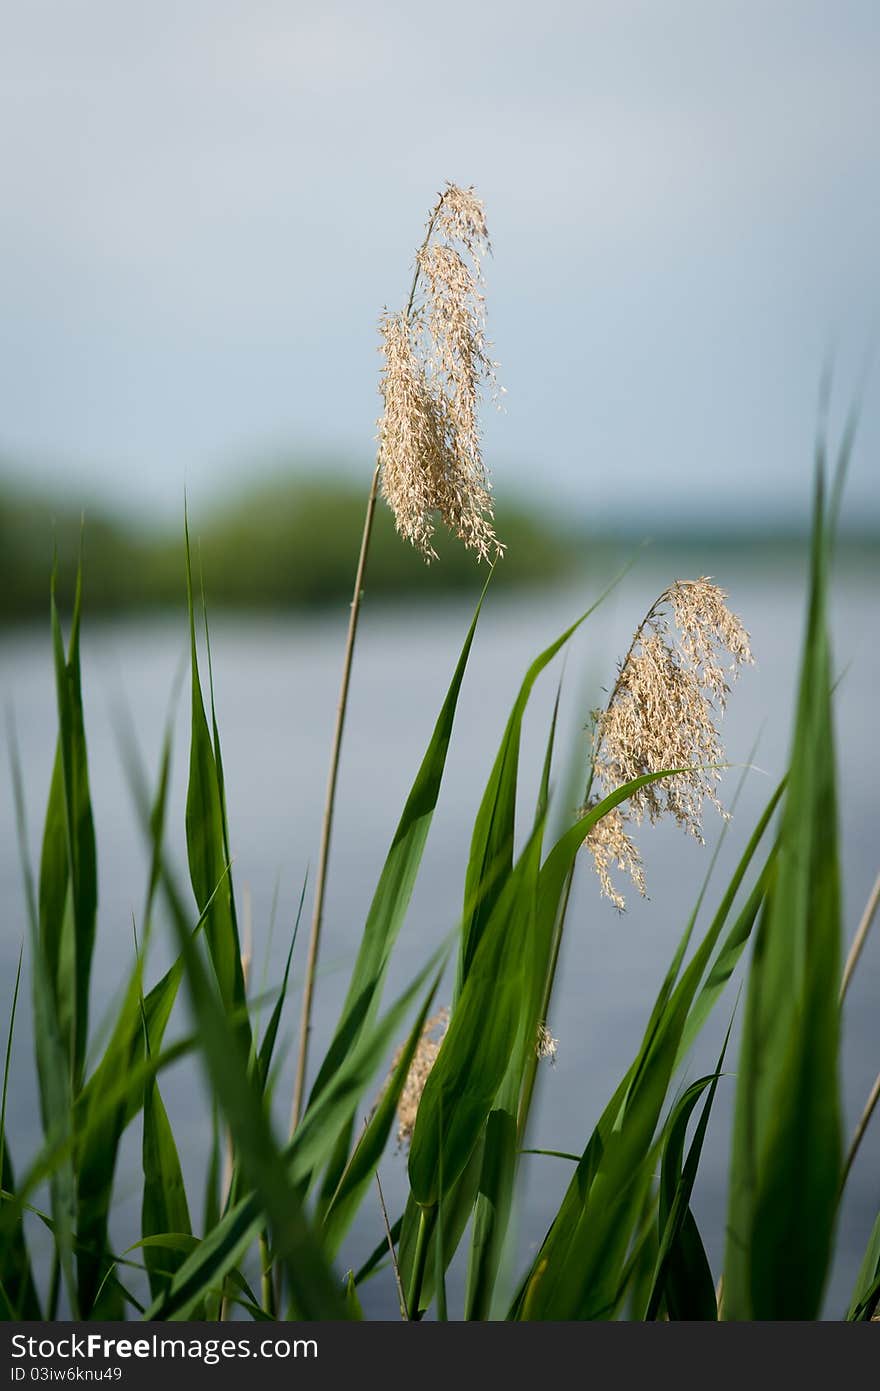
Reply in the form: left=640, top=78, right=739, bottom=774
left=377, top=183, right=502, bottom=563
left=584, top=578, right=753, bottom=909
left=582, top=802, right=647, bottom=912
left=536, top=1021, right=559, bottom=1062
left=393, top=1007, right=449, bottom=1149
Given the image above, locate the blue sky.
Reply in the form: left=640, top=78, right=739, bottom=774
left=0, top=0, right=877, bottom=526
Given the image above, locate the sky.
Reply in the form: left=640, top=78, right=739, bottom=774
left=0, top=0, right=878, bottom=527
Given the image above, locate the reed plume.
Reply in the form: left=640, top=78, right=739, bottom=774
left=584, top=577, right=753, bottom=909
left=393, top=1008, right=449, bottom=1149
left=536, top=1022, right=559, bottom=1062
left=291, top=183, right=500, bottom=1131
left=378, top=183, right=502, bottom=562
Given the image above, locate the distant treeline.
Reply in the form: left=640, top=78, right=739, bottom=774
left=2, top=471, right=877, bottom=624
left=0, top=473, right=582, bottom=622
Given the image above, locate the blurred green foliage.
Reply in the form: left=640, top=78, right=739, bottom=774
left=2, top=469, right=877, bottom=625
left=0, top=473, right=578, bottom=621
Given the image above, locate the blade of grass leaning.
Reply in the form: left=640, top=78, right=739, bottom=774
left=510, top=775, right=779, bottom=1319
left=8, top=721, right=78, bottom=1317
left=38, top=558, right=98, bottom=1093
left=847, top=1211, right=880, bottom=1321
left=158, top=856, right=347, bottom=1321
left=256, top=879, right=307, bottom=1090
left=289, top=943, right=450, bottom=1190
left=354, top=1215, right=403, bottom=1286
left=397, top=1141, right=485, bottom=1316
left=144, top=864, right=448, bottom=1318
left=0, top=948, right=41, bottom=1319
left=458, top=578, right=624, bottom=992
left=307, top=585, right=489, bottom=1219
left=0, top=940, right=22, bottom=1187
left=308, top=581, right=488, bottom=1114
left=724, top=460, right=843, bottom=1320
left=75, top=713, right=177, bottom=1315
left=409, top=822, right=545, bottom=1210
left=464, top=698, right=560, bottom=1321
left=2, top=1016, right=215, bottom=1238
left=321, top=968, right=444, bottom=1256
left=138, top=960, right=193, bottom=1305
left=184, top=510, right=249, bottom=1041
left=646, top=1024, right=733, bottom=1320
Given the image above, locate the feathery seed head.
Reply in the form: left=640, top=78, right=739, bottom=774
left=392, top=1007, right=449, bottom=1150
left=536, top=1022, right=559, bottom=1062
left=582, top=803, right=647, bottom=912
left=378, top=183, right=502, bottom=563
left=585, top=578, right=753, bottom=908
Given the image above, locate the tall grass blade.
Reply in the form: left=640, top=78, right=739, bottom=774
left=321, top=970, right=443, bottom=1255
left=646, top=1026, right=732, bottom=1320
left=511, top=776, right=778, bottom=1319
left=458, top=588, right=616, bottom=991
left=184, top=511, right=248, bottom=1038
left=847, top=1212, right=880, bottom=1321
left=308, top=584, right=487, bottom=1111
left=139, top=968, right=193, bottom=1305
left=724, top=462, right=843, bottom=1320
left=0, top=946, right=41, bottom=1319
left=9, top=721, right=78, bottom=1316
left=156, top=853, right=347, bottom=1321
left=39, top=559, right=98, bottom=1093
left=75, top=717, right=176, bottom=1314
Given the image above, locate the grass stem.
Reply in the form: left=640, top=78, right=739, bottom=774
left=842, top=1067, right=880, bottom=1191
left=406, top=1206, right=433, bottom=1321
left=290, top=192, right=451, bottom=1133
left=290, top=462, right=381, bottom=1130
left=376, top=1172, right=408, bottom=1320
left=259, top=1230, right=276, bottom=1318
left=840, top=869, right=880, bottom=1004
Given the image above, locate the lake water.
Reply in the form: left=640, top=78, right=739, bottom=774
left=1, top=556, right=878, bottom=1319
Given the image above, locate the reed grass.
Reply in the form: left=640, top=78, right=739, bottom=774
left=1, top=186, right=876, bottom=1324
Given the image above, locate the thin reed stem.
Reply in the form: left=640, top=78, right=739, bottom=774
left=289, top=192, right=453, bottom=1133
left=840, top=869, right=880, bottom=1004
left=376, top=1172, right=408, bottom=1320
left=290, top=460, right=381, bottom=1130
left=842, top=1067, right=880, bottom=1190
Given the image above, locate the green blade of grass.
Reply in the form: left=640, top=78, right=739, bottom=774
left=8, top=720, right=78, bottom=1317
left=409, top=822, right=545, bottom=1210
left=724, top=461, right=843, bottom=1320
left=75, top=712, right=177, bottom=1315
left=0, top=944, right=41, bottom=1319
left=458, top=582, right=620, bottom=993
left=308, top=581, right=488, bottom=1112
left=290, top=942, right=450, bottom=1192
left=397, top=1141, right=485, bottom=1316
left=184, top=510, right=249, bottom=1039
left=43, top=559, right=98, bottom=1093
left=139, top=961, right=193, bottom=1306
left=321, top=968, right=443, bottom=1256
left=847, top=1212, right=880, bottom=1321
left=256, top=879, right=306, bottom=1091
left=511, top=774, right=778, bottom=1320
left=157, top=851, right=347, bottom=1322
left=646, top=1022, right=732, bottom=1320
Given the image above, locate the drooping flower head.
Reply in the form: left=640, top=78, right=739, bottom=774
left=378, top=183, right=502, bottom=563
left=584, top=578, right=753, bottom=909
